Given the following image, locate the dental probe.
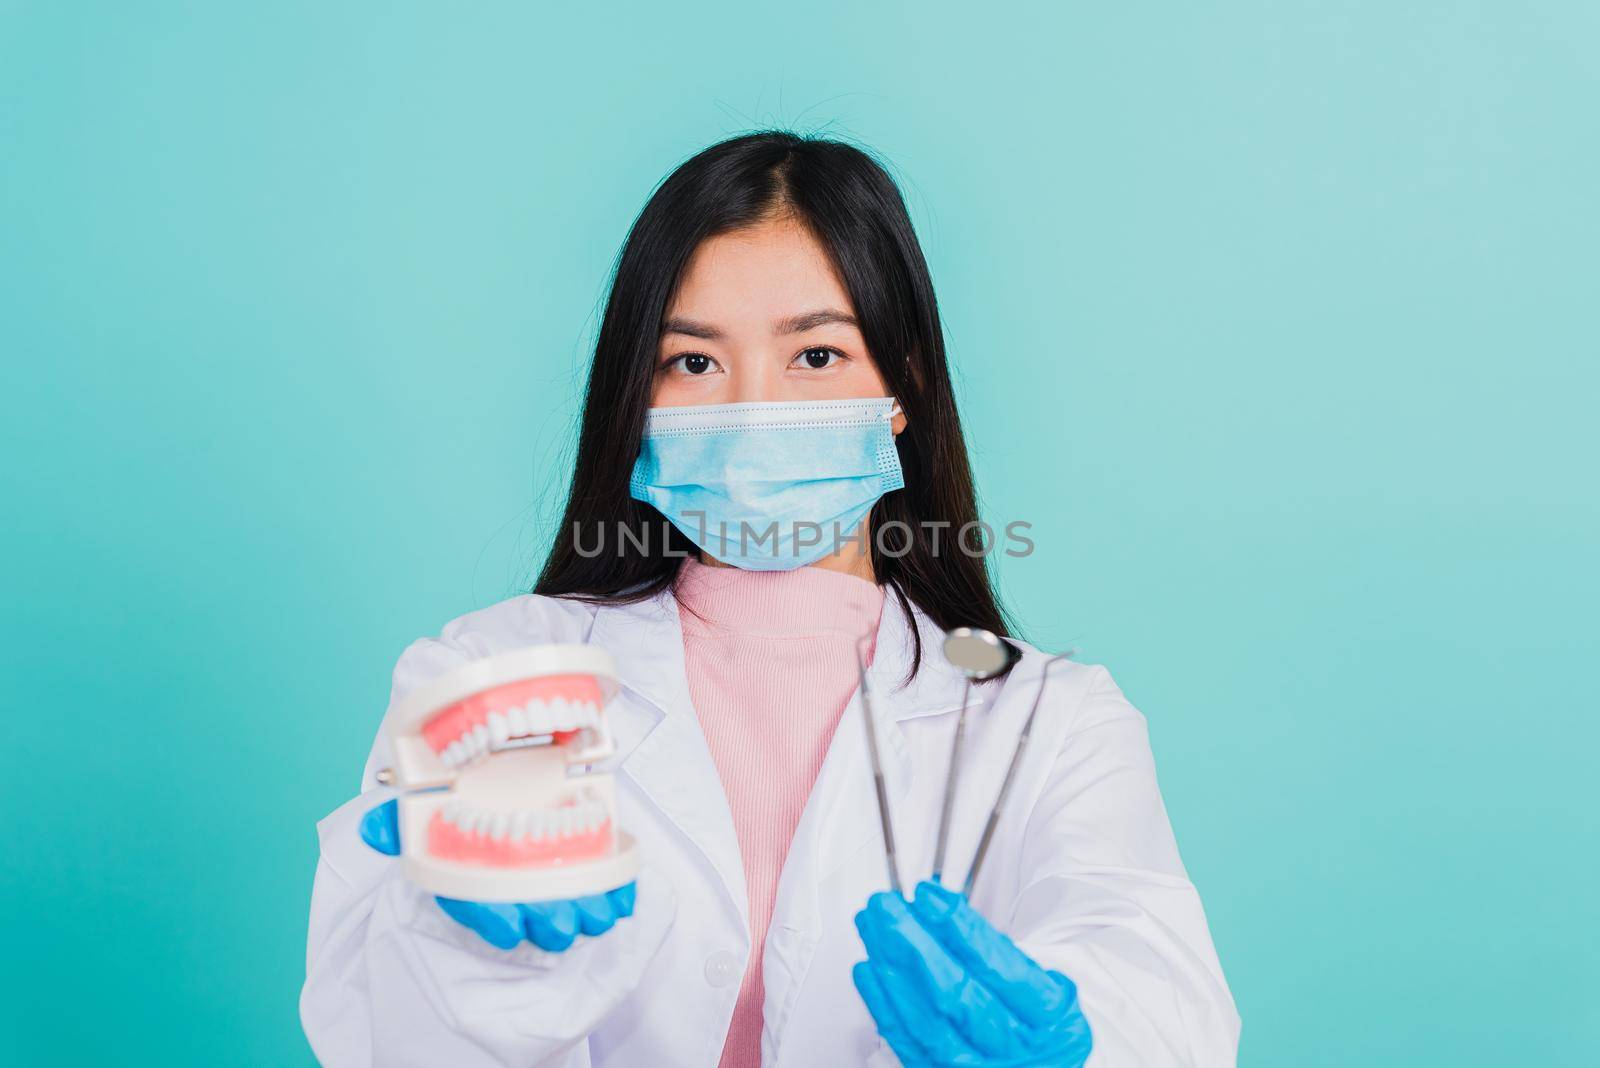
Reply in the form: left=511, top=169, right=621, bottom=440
left=856, top=634, right=903, bottom=895
left=962, top=652, right=1074, bottom=897
left=932, top=628, right=1020, bottom=885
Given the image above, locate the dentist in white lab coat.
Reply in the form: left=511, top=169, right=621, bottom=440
left=302, top=592, right=1238, bottom=1067
left=300, top=130, right=1239, bottom=1066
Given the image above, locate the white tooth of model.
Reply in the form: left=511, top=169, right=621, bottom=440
left=536, top=698, right=554, bottom=731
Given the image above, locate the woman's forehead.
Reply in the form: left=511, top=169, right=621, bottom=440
left=665, top=219, right=857, bottom=330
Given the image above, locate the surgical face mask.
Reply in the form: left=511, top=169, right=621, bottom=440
left=628, top=396, right=905, bottom=571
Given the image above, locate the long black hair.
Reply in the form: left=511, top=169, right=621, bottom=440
left=535, top=131, right=1010, bottom=674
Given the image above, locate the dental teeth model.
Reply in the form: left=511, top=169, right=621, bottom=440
left=378, top=644, right=639, bottom=903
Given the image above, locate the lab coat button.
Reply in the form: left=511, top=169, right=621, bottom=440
left=704, top=950, right=741, bottom=987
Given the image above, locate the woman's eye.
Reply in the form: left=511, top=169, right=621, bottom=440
left=794, top=346, right=844, bottom=370
left=667, top=353, right=717, bottom=375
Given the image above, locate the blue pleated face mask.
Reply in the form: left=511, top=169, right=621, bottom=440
left=628, top=397, right=906, bottom=571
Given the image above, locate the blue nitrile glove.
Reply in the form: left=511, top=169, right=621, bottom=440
left=359, top=799, right=636, bottom=952
left=852, top=881, right=1092, bottom=1067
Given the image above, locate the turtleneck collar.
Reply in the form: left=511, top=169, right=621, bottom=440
left=673, top=557, right=886, bottom=640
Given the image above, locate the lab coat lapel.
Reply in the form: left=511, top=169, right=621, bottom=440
left=588, top=591, right=749, bottom=931
left=761, top=596, right=971, bottom=1056
left=811, top=596, right=972, bottom=887
left=825, top=597, right=960, bottom=869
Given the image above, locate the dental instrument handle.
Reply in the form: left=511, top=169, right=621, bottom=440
left=961, top=738, right=1027, bottom=898
left=962, top=654, right=1073, bottom=897
left=870, top=756, right=902, bottom=896
left=930, top=677, right=972, bottom=884
left=857, top=642, right=903, bottom=896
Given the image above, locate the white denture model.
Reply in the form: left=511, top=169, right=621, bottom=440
left=378, top=644, right=639, bottom=903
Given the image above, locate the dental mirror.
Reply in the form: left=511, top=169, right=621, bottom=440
left=931, top=628, right=1020, bottom=885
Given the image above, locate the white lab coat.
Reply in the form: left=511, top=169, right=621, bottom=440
left=300, top=587, right=1240, bottom=1067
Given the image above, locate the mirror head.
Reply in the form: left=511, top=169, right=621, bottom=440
left=942, top=627, right=1018, bottom=680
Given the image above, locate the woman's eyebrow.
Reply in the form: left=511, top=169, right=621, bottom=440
left=774, top=308, right=858, bottom=334
left=661, top=316, right=723, bottom=340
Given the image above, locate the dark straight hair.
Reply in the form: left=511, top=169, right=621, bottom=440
left=535, top=131, right=1010, bottom=675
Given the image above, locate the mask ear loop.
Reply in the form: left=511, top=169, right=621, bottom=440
left=883, top=399, right=903, bottom=421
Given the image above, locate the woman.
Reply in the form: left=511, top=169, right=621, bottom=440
left=300, top=132, right=1240, bottom=1067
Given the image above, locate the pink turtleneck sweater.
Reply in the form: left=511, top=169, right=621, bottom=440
left=674, top=558, right=886, bottom=1068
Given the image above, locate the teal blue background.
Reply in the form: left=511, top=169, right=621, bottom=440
left=3, top=2, right=1596, bottom=1064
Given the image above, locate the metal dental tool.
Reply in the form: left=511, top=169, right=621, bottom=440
left=962, top=651, right=1074, bottom=897
left=932, top=628, right=1021, bottom=885
left=857, top=634, right=903, bottom=896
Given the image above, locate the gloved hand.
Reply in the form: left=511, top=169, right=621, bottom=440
left=359, top=798, right=636, bottom=952
left=853, top=881, right=1092, bottom=1067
